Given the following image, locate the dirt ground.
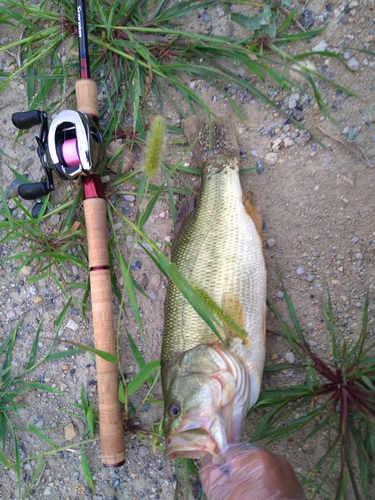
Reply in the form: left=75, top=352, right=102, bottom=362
left=1, top=0, right=375, bottom=499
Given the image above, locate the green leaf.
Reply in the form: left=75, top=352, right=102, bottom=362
left=44, top=348, right=86, bottom=362
left=87, top=402, right=94, bottom=439
left=127, top=330, right=146, bottom=370
left=81, top=383, right=89, bottom=414
left=0, top=450, right=12, bottom=467
left=80, top=447, right=96, bottom=494
left=55, top=341, right=118, bottom=363
left=28, top=424, right=56, bottom=449
left=118, top=382, right=126, bottom=404
left=361, top=375, right=375, bottom=391
left=20, top=381, right=64, bottom=394
left=27, top=321, right=43, bottom=369
left=127, top=360, right=160, bottom=395
left=230, top=12, right=262, bottom=31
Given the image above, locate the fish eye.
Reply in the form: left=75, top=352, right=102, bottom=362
left=168, top=403, right=180, bottom=418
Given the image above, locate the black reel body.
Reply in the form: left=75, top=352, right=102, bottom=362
left=11, top=109, right=105, bottom=200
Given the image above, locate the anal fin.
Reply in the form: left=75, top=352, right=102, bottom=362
left=222, top=293, right=249, bottom=345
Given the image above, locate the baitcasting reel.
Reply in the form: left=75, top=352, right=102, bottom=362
left=12, top=109, right=105, bottom=200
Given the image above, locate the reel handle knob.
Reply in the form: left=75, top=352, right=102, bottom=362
left=18, top=182, right=50, bottom=200
left=12, top=111, right=42, bottom=130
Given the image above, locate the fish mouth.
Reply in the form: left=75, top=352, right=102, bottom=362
left=165, top=414, right=224, bottom=460
left=165, top=429, right=218, bottom=460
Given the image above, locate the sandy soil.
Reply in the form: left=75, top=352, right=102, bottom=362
left=1, top=0, right=375, bottom=499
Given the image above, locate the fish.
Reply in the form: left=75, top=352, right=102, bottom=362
left=161, top=115, right=267, bottom=460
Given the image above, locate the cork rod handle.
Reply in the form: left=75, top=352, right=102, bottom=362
left=78, top=78, right=125, bottom=467
left=83, top=199, right=125, bottom=466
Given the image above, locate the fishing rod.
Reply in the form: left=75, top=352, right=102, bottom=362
left=11, top=0, right=125, bottom=467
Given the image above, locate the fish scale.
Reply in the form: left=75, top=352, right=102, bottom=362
left=162, top=153, right=266, bottom=407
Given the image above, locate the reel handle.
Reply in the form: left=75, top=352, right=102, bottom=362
left=12, top=110, right=42, bottom=130
left=18, top=182, right=50, bottom=200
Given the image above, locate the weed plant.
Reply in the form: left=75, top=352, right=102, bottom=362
left=251, top=269, right=375, bottom=499
left=0, top=0, right=352, bottom=139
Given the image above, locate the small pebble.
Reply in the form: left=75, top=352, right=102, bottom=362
left=149, top=291, right=157, bottom=301
left=285, top=352, right=296, bottom=364
left=271, top=353, right=278, bottom=361
left=312, top=41, right=328, bottom=52
left=5, top=178, right=23, bottom=198
left=130, top=260, right=142, bottom=271
left=113, top=478, right=121, bottom=488
left=288, top=98, right=297, bottom=110
left=66, top=319, right=79, bottom=331
left=202, top=13, right=211, bottom=23
left=296, top=267, right=305, bottom=276
left=355, top=252, right=363, bottom=260
left=348, top=58, right=360, bottom=71
left=267, top=238, right=276, bottom=248
left=124, top=194, right=135, bottom=202
left=35, top=418, right=44, bottom=429
left=306, top=274, right=316, bottom=282
left=299, top=9, right=315, bottom=29
left=62, top=364, right=70, bottom=371
left=283, top=137, right=294, bottom=148
left=138, top=445, right=150, bottom=457
left=272, top=138, right=283, bottom=151
left=275, top=291, right=284, bottom=299
left=64, top=423, right=78, bottom=441
left=351, top=236, right=359, bottom=243
left=265, top=152, right=278, bottom=165
left=256, top=160, right=264, bottom=174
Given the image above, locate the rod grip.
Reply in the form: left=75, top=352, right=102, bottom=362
left=76, top=79, right=99, bottom=118
left=83, top=197, right=125, bottom=467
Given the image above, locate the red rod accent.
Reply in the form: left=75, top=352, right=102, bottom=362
left=82, top=174, right=104, bottom=199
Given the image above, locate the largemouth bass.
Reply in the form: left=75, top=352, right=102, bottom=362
left=161, top=115, right=266, bottom=460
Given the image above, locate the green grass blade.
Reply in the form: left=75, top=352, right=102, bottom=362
left=80, top=447, right=96, bottom=494
left=28, top=424, right=56, bottom=449
left=54, top=341, right=118, bottom=363
left=127, top=360, right=160, bottom=395
left=126, top=329, right=146, bottom=370
left=27, top=321, right=43, bottom=369
left=44, top=348, right=86, bottom=361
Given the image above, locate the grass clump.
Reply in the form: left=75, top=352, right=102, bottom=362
left=252, top=270, right=375, bottom=499
left=0, top=0, right=352, bottom=139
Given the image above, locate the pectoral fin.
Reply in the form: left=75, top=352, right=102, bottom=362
left=222, top=293, right=249, bottom=344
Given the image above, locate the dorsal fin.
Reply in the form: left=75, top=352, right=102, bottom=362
left=242, top=191, right=263, bottom=238
left=172, top=195, right=196, bottom=250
